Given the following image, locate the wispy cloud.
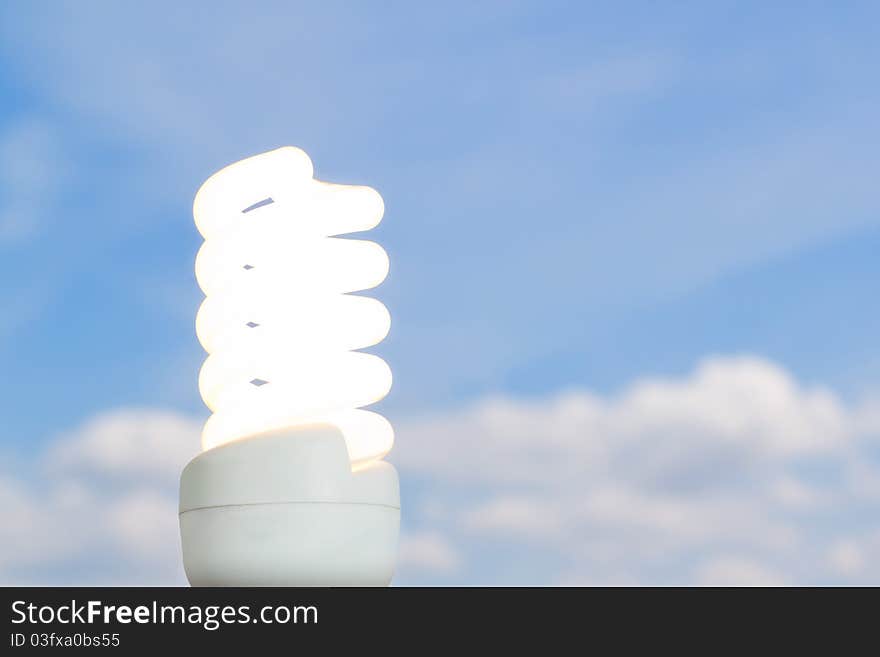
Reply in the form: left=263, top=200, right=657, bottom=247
left=0, top=118, right=68, bottom=243
left=2, top=1, right=879, bottom=414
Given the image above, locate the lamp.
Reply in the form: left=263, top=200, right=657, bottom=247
left=178, top=147, right=399, bottom=586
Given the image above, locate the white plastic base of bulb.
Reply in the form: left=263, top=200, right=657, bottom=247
left=178, top=425, right=399, bottom=587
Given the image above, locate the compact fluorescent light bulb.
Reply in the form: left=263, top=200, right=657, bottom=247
left=178, top=147, right=400, bottom=586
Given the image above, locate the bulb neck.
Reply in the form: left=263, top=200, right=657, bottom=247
left=179, top=425, right=399, bottom=586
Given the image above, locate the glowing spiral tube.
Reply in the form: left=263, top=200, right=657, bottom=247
left=192, top=147, right=393, bottom=467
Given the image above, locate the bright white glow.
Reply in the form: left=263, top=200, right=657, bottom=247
left=193, top=146, right=393, bottom=466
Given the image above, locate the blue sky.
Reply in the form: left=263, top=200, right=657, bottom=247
left=1, top=1, right=879, bottom=585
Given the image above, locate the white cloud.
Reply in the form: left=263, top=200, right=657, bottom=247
left=769, top=476, right=823, bottom=510
left=1, top=355, right=879, bottom=585
left=394, top=356, right=858, bottom=487
left=0, top=406, right=458, bottom=585
left=397, top=531, right=461, bottom=578
left=394, top=355, right=880, bottom=584
left=0, top=409, right=200, bottom=585
left=696, top=556, right=786, bottom=587
left=827, top=540, right=865, bottom=577
left=46, top=409, right=203, bottom=484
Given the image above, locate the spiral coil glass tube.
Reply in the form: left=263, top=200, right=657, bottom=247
left=193, top=147, right=393, bottom=467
